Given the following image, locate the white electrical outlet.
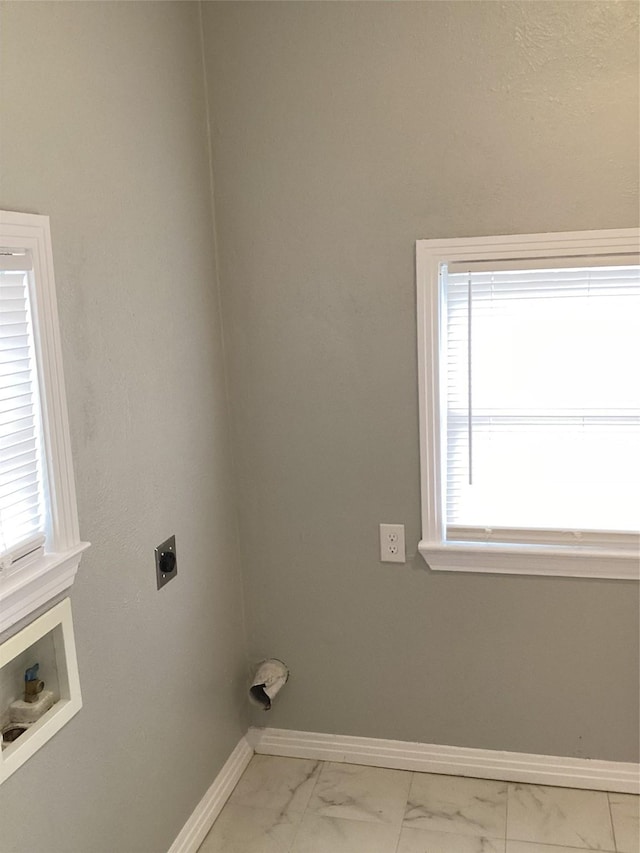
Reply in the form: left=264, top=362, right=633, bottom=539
left=379, top=523, right=406, bottom=563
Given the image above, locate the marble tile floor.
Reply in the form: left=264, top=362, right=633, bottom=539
left=198, top=754, right=639, bottom=853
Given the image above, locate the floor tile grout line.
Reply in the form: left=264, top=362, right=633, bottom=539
left=390, top=821, right=403, bottom=853
left=385, top=810, right=406, bottom=853
left=305, top=756, right=325, bottom=806
left=606, top=790, right=619, bottom=853
left=505, top=781, right=511, bottom=853
left=286, top=756, right=326, bottom=853
left=391, top=770, right=417, bottom=853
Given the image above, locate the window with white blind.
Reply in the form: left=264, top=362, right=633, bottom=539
left=0, top=211, right=88, bottom=634
left=416, top=229, right=640, bottom=579
left=0, top=258, right=46, bottom=570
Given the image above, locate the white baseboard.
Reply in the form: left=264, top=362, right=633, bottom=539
left=248, top=727, right=640, bottom=795
left=168, top=736, right=253, bottom=853
left=167, top=727, right=638, bottom=852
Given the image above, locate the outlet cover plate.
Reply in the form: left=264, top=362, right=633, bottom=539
left=155, top=535, right=177, bottom=590
left=380, top=523, right=406, bottom=563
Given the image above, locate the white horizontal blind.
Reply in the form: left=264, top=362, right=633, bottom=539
left=443, top=264, right=640, bottom=536
left=0, top=257, right=46, bottom=569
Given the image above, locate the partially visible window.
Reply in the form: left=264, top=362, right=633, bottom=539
left=0, top=211, right=88, bottom=634
left=0, top=254, right=47, bottom=570
left=416, top=229, right=640, bottom=579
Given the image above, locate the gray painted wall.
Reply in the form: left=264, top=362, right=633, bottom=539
left=0, top=3, right=247, bottom=852
left=0, top=3, right=638, bottom=851
left=202, top=1, right=640, bottom=762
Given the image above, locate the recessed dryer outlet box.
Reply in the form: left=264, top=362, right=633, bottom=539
left=155, top=535, right=177, bottom=590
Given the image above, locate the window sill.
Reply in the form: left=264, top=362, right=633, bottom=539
left=0, top=543, right=90, bottom=636
left=418, top=540, right=639, bottom=580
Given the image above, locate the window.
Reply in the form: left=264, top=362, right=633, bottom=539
left=416, top=229, right=639, bottom=579
left=0, top=211, right=88, bottom=634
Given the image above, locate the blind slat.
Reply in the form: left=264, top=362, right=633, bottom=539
left=0, top=253, right=33, bottom=272
left=0, top=268, right=46, bottom=564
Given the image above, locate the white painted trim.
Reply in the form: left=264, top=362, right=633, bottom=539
left=418, top=541, right=640, bottom=581
left=418, top=228, right=640, bottom=257
left=249, top=727, right=640, bottom=795
left=0, top=599, right=82, bottom=785
left=0, top=544, right=90, bottom=636
left=0, top=211, right=89, bottom=634
left=415, top=228, right=640, bottom=580
left=167, top=736, right=253, bottom=853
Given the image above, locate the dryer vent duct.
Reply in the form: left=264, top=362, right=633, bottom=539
left=249, top=659, right=289, bottom=711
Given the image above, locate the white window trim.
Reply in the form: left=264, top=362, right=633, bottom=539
left=416, top=228, right=640, bottom=581
left=0, top=211, right=89, bottom=634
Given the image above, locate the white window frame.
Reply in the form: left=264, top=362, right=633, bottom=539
left=416, top=228, right=640, bottom=580
left=0, top=211, right=89, bottom=634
